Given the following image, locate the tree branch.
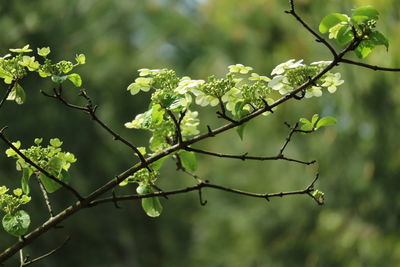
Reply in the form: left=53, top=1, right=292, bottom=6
left=339, top=58, right=400, bottom=72
left=88, top=175, right=320, bottom=207
left=285, top=0, right=338, bottom=58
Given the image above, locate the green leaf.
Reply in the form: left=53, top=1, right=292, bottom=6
left=38, top=172, right=61, bottom=193
left=354, top=40, right=375, bottom=59
left=316, top=117, right=337, bottom=129
left=67, top=73, right=82, bottom=87
left=352, top=6, right=379, bottom=20
left=51, top=75, right=68, bottom=84
left=136, top=185, right=163, bottom=217
left=150, top=156, right=168, bottom=171
left=369, top=31, right=389, bottom=51
left=7, top=83, right=26, bottom=104
left=21, top=168, right=33, bottom=194
left=336, top=25, right=354, bottom=45
left=75, top=54, right=86, bottom=65
left=319, top=13, right=349, bottom=34
left=179, top=150, right=197, bottom=172
left=299, top=118, right=312, bottom=131
left=236, top=123, right=246, bottom=140
left=50, top=138, right=63, bottom=148
left=161, top=93, right=181, bottom=110
left=311, top=114, right=319, bottom=125
left=142, top=196, right=163, bottom=217
left=2, top=210, right=31, bottom=237
left=350, top=15, right=370, bottom=24
left=151, top=104, right=165, bottom=126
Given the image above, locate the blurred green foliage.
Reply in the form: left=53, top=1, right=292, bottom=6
left=1, top=0, right=400, bottom=266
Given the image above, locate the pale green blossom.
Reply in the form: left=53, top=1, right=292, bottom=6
left=228, top=64, right=253, bottom=74
left=268, top=75, right=293, bottom=95
left=271, top=59, right=304, bottom=75
left=175, top=78, right=205, bottom=94
left=0, top=186, right=8, bottom=195
left=127, top=77, right=152, bottom=95
left=249, top=73, right=271, bottom=82
left=310, top=61, right=332, bottom=67
left=125, top=113, right=146, bottom=129
left=221, top=87, right=242, bottom=111
left=138, top=68, right=163, bottom=76
left=181, top=110, right=200, bottom=136
left=321, top=72, right=344, bottom=93
left=192, top=89, right=219, bottom=107
left=328, top=16, right=349, bottom=39
left=305, top=86, right=323, bottom=98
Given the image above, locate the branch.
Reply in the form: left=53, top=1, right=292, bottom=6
left=88, top=175, right=320, bottom=207
left=184, top=147, right=315, bottom=165
left=41, top=87, right=150, bottom=170
left=20, top=237, right=70, bottom=266
left=35, top=175, right=55, bottom=218
left=0, top=127, right=83, bottom=201
left=0, top=81, right=15, bottom=109
left=285, top=0, right=338, bottom=58
left=339, top=58, right=400, bottom=72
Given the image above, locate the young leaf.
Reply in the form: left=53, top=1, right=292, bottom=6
left=299, top=118, right=312, bottom=131
left=336, top=25, right=354, bottom=45
left=369, top=31, right=389, bottom=51
left=352, top=6, right=379, bottom=20
left=2, top=210, right=31, bottom=237
left=354, top=40, right=375, bottom=59
left=311, top=114, right=319, bottom=126
left=316, top=117, right=337, bottom=129
left=319, top=13, right=349, bottom=33
left=75, top=54, right=86, bottom=65
left=142, top=196, right=163, bottom=217
left=236, top=123, right=246, bottom=141
left=179, top=150, right=197, bottom=172
left=67, top=73, right=82, bottom=87
left=136, top=185, right=163, bottom=217
left=7, top=83, right=26, bottom=104
left=51, top=75, right=68, bottom=84
left=38, top=172, right=61, bottom=193
left=21, top=168, right=33, bottom=194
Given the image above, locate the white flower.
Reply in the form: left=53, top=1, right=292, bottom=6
left=271, top=59, right=304, bottom=75
left=125, top=113, right=145, bottom=129
left=175, top=78, right=205, bottom=94
left=192, top=89, right=219, bottom=107
left=305, top=86, right=323, bottom=98
left=221, top=87, right=242, bottom=111
left=268, top=75, right=293, bottom=95
left=138, top=68, right=163, bottom=76
left=249, top=73, right=271, bottom=82
left=310, top=61, right=332, bottom=67
left=228, top=64, right=253, bottom=74
left=127, top=77, right=152, bottom=95
left=181, top=110, right=200, bottom=136
left=321, top=72, right=344, bottom=93
left=175, top=94, right=193, bottom=109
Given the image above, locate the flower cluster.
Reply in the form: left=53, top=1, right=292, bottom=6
left=0, top=186, right=31, bottom=215
left=268, top=59, right=343, bottom=98
left=125, top=60, right=344, bottom=155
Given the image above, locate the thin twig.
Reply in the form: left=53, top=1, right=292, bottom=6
left=35, top=175, right=55, bottom=218
left=21, top=237, right=71, bottom=266
left=0, top=127, right=83, bottom=200
left=89, top=176, right=319, bottom=207
left=41, top=88, right=150, bottom=171
left=285, top=0, right=338, bottom=58
left=0, top=82, right=15, bottom=109
left=339, top=58, right=400, bottom=72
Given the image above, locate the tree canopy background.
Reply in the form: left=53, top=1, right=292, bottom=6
left=1, top=0, right=400, bottom=266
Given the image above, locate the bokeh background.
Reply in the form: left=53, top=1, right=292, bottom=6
left=1, top=0, right=400, bottom=266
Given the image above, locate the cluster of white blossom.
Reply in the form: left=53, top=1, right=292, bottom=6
left=124, top=60, right=344, bottom=151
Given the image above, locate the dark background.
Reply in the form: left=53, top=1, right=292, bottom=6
left=1, top=0, right=400, bottom=266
